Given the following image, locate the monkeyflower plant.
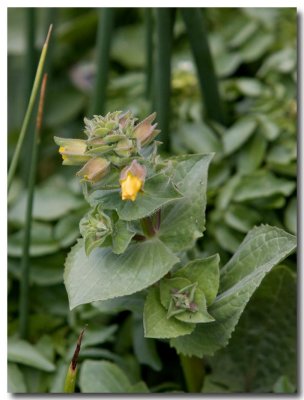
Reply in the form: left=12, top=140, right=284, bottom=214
left=54, top=111, right=296, bottom=359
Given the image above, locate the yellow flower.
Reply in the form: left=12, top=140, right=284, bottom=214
left=119, top=160, right=146, bottom=201
left=120, top=172, right=143, bottom=201
left=54, top=137, right=90, bottom=165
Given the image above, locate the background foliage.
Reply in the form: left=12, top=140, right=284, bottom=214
left=8, top=8, right=297, bottom=393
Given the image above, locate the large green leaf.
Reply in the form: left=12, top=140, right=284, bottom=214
left=170, top=225, right=296, bottom=357
left=90, top=173, right=182, bottom=221
left=8, top=338, right=55, bottom=372
left=8, top=184, right=84, bottom=225
left=8, top=363, right=27, bottom=393
left=205, top=266, right=296, bottom=392
left=64, top=238, right=179, bottom=309
left=8, top=222, right=60, bottom=257
left=143, top=287, right=195, bottom=339
left=158, top=154, right=213, bottom=252
left=79, top=360, right=132, bottom=393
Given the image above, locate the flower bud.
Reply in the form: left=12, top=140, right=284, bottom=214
left=84, top=112, right=122, bottom=139
left=54, top=136, right=90, bottom=165
left=115, top=138, right=135, bottom=158
left=76, top=157, right=110, bottom=183
left=119, top=160, right=146, bottom=201
left=80, top=205, right=112, bottom=255
left=134, top=112, right=161, bottom=147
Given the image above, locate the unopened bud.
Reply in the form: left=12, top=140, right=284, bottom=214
left=77, top=157, right=110, bottom=183
left=134, top=112, right=160, bottom=147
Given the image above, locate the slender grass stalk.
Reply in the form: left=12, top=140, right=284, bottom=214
left=19, top=74, right=48, bottom=339
left=180, top=354, right=205, bottom=392
left=154, top=9, right=173, bottom=150
left=21, top=8, right=36, bottom=182
left=8, top=25, right=53, bottom=191
left=90, top=8, right=114, bottom=116
left=181, top=8, right=226, bottom=125
left=145, top=8, right=153, bottom=99
left=64, top=328, right=86, bottom=393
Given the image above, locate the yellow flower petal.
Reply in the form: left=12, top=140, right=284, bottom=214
left=120, top=172, right=143, bottom=201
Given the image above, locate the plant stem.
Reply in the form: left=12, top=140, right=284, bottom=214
left=180, top=354, right=205, bottom=393
left=140, top=216, right=155, bottom=238
left=8, top=25, right=52, bottom=192
left=154, top=8, right=174, bottom=150
left=145, top=8, right=153, bottom=100
left=90, top=8, right=114, bottom=116
left=19, top=74, right=48, bottom=340
left=64, top=328, right=86, bottom=393
left=181, top=8, right=226, bottom=125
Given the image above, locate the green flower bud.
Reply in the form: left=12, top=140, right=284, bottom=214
left=54, top=136, right=90, bottom=165
left=80, top=205, right=112, bottom=255
left=76, top=157, right=110, bottom=183
left=84, top=111, right=122, bottom=139
left=114, top=138, right=135, bottom=158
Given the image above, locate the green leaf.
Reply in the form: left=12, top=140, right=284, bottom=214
left=284, top=197, right=297, bottom=234
left=224, top=204, right=262, bottom=233
left=90, top=173, right=182, bottom=221
left=223, top=118, right=257, bottom=155
left=236, top=129, right=267, bottom=174
left=128, top=381, right=150, bottom=393
left=81, top=325, right=118, bottom=348
left=8, top=338, right=55, bottom=372
left=8, top=184, right=84, bottom=225
left=132, top=317, right=162, bottom=371
left=112, top=219, right=135, bottom=254
left=79, top=360, right=132, bottom=393
left=8, top=363, right=27, bottom=393
left=174, top=255, right=220, bottom=306
left=233, top=170, right=295, bottom=202
left=64, top=238, right=179, bottom=309
left=144, top=287, right=195, bottom=339
left=53, top=213, right=81, bottom=248
left=273, top=376, right=296, bottom=394
left=177, top=122, right=222, bottom=154
left=206, top=266, right=296, bottom=392
left=158, top=154, right=213, bottom=252
left=239, top=31, right=273, bottom=62
left=8, top=222, right=60, bottom=257
left=170, top=225, right=296, bottom=357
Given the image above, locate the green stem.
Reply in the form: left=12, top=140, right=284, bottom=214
left=154, top=8, right=174, bottom=150
left=90, top=8, right=114, bottom=116
left=21, top=8, right=36, bottom=182
left=140, top=216, right=156, bottom=238
left=180, top=8, right=226, bottom=125
left=8, top=25, right=52, bottom=192
left=180, top=354, right=205, bottom=393
left=145, top=8, right=153, bottom=99
left=19, top=74, right=48, bottom=339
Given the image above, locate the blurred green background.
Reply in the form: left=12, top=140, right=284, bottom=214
left=8, top=8, right=297, bottom=393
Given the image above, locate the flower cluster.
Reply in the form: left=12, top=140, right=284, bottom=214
left=54, top=111, right=160, bottom=201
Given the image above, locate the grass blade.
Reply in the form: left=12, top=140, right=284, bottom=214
left=181, top=8, right=226, bottom=124
left=19, top=74, right=48, bottom=339
left=154, top=8, right=174, bottom=150
left=90, top=8, right=114, bottom=116
left=64, top=328, right=86, bottom=393
left=7, top=25, right=52, bottom=191
left=145, top=8, right=153, bottom=100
